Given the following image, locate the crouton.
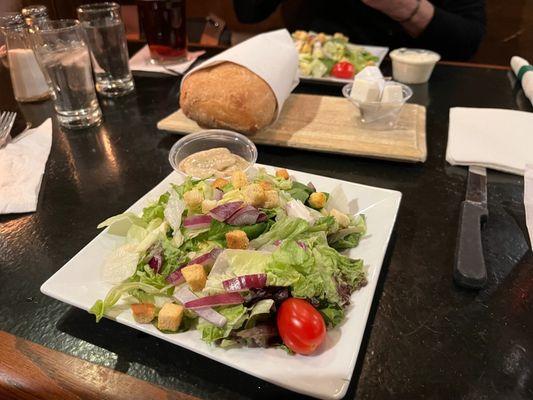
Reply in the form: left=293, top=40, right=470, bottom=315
left=330, top=208, right=350, bottom=228
left=201, top=199, right=218, bottom=214
left=275, top=168, right=289, bottom=180
left=183, top=188, right=203, bottom=209
left=131, top=303, right=155, bottom=324
left=258, top=181, right=272, bottom=191
left=157, top=303, right=184, bottom=332
left=231, top=170, right=248, bottom=189
left=181, top=263, right=207, bottom=291
left=242, top=183, right=266, bottom=207
left=212, top=177, right=229, bottom=189
left=308, top=192, right=327, bottom=209
left=226, top=230, right=249, bottom=249
left=263, top=190, right=279, bottom=209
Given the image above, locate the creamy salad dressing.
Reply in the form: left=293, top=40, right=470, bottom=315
left=389, top=48, right=440, bottom=84
left=390, top=48, right=440, bottom=64
left=178, top=147, right=249, bottom=178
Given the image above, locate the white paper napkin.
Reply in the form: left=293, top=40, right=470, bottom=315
left=0, top=118, right=52, bottom=214
left=446, top=107, right=533, bottom=176
left=511, top=56, right=533, bottom=107
left=525, top=165, right=533, bottom=248
left=182, top=29, right=299, bottom=116
left=129, top=45, right=204, bottom=75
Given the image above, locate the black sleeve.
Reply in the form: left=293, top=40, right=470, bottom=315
left=417, top=0, right=486, bottom=60
left=233, top=0, right=284, bottom=23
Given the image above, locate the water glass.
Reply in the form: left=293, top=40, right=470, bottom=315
left=31, top=20, right=102, bottom=129
left=137, top=0, right=187, bottom=64
left=77, top=2, right=134, bottom=97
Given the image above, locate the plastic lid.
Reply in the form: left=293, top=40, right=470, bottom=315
left=389, top=48, right=441, bottom=64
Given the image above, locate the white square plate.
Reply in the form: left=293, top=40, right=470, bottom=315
left=41, top=165, right=401, bottom=399
left=299, top=44, right=389, bottom=84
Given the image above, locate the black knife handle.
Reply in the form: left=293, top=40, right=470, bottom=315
left=453, top=201, right=488, bottom=289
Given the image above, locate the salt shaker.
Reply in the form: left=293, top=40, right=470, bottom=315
left=0, top=13, right=51, bottom=102
left=22, top=4, right=50, bottom=32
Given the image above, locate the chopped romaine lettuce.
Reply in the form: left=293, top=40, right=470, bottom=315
left=198, top=304, right=247, bottom=343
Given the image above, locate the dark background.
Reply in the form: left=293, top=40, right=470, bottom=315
left=3, top=0, right=532, bottom=65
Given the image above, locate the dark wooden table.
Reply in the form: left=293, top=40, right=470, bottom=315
left=0, top=59, right=532, bottom=400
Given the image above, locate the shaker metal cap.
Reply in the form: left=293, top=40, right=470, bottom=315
left=21, top=5, right=49, bottom=19
left=0, top=12, right=25, bottom=30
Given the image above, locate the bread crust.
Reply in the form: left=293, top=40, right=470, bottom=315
left=180, top=62, right=277, bottom=134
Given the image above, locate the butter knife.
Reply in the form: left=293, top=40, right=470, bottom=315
left=454, top=166, right=489, bottom=289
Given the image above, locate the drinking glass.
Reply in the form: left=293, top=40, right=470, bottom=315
left=77, top=2, right=134, bottom=97
left=137, top=0, right=187, bottom=64
left=31, top=20, right=102, bottom=128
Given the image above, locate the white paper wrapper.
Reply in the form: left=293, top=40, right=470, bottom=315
left=511, top=56, right=533, bottom=107
left=130, top=45, right=204, bottom=75
left=525, top=165, right=533, bottom=248
left=182, top=29, right=299, bottom=116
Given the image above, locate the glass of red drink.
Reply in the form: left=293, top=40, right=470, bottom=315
left=137, top=0, right=187, bottom=64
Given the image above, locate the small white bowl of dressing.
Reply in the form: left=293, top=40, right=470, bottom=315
left=169, top=130, right=258, bottom=180
left=389, top=48, right=441, bottom=84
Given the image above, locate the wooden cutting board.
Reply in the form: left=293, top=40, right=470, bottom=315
left=157, top=93, right=427, bottom=163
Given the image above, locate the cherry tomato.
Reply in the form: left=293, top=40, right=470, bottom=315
left=331, top=61, right=355, bottom=79
left=277, top=298, right=326, bottom=355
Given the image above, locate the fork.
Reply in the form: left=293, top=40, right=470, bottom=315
left=0, top=111, right=16, bottom=148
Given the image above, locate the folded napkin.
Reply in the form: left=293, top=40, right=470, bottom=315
left=129, top=45, right=204, bottom=75
left=0, top=118, right=52, bottom=214
left=511, top=56, right=533, bottom=107
left=446, top=107, right=533, bottom=175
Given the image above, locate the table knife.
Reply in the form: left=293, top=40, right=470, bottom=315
left=454, top=166, right=489, bottom=289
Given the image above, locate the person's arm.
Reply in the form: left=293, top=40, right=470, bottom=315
left=362, top=0, right=485, bottom=60
left=233, top=0, right=284, bottom=24
left=417, top=1, right=486, bottom=60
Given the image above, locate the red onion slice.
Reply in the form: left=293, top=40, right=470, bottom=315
left=174, top=286, right=227, bottom=327
left=227, top=205, right=260, bottom=226
left=222, top=274, right=267, bottom=292
left=307, top=181, right=316, bottom=191
left=183, top=214, right=212, bottom=229
left=148, top=254, right=163, bottom=274
left=209, top=201, right=244, bottom=222
left=184, top=292, right=244, bottom=309
left=166, top=269, right=184, bottom=286
left=183, top=248, right=223, bottom=268
left=214, top=188, right=223, bottom=201
left=256, top=212, right=268, bottom=223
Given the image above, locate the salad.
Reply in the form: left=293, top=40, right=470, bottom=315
left=90, top=167, right=367, bottom=355
left=292, top=30, right=379, bottom=79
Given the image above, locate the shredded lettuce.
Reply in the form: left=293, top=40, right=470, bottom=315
left=249, top=217, right=310, bottom=249
left=97, top=212, right=147, bottom=235
left=142, top=193, right=169, bottom=223
left=89, top=282, right=168, bottom=322
left=198, top=304, right=247, bottom=344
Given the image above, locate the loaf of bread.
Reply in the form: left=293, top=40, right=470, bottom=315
left=180, top=62, right=277, bottom=134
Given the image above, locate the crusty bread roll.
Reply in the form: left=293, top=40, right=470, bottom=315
left=180, top=62, right=277, bottom=134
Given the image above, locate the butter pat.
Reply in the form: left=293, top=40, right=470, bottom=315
left=355, top=66, right=384, bottom=82
left=350, top=78, right=381, bottom=102
left=353, top=66, right=385, bottom=96
left=381, top=84, right=403, bottom=103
